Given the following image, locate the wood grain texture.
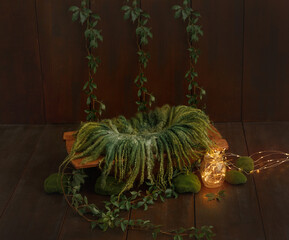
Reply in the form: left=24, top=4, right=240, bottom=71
left=36, top=0, right=88, bottom=123
left=141, top=0, right=188, bottom=109
left=1, top=1, right=289, bottom=123
left=0, top=126, right=43, bottom=215
left=58, top=171, right=129, bottom=240
left=128, top=194, right=195, bottom=240
left=244, top=122, right=289, bottom=239
left=0, top=125, right=74, bottom=240
left=91, top=0, right=139, bottom=120
left=243, top=0, right=289, bottom=121
left=192, top=0, right=244, bottom=121
left=0, top=0, right=44, bottom=123
left=195, top=123, right=265, bottom=240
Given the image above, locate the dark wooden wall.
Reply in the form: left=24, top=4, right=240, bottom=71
left=0, top=0, right=288, bottom=124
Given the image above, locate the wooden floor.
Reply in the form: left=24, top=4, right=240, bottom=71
left=0, top=122, right=289, bottom=240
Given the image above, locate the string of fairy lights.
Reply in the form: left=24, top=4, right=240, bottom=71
left=200, top=149, right=289, bottom=188
left=224, top=150, right=289, bottom=174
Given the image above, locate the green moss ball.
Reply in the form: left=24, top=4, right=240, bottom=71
left=94, top=176, right=125, bottom=196
left=44, top=173, right=68, bottom=194
left=236, top=156, right=254, bottom=173
left=225, top=170, right=247, bottom=185
left=172, top=173, right=201, bottom=194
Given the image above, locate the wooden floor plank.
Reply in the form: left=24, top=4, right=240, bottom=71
left=0, top=125, right=75, bottom=240
left=244, top=122, right=289, bottom=240
left=0, top=125, right=44, bottom=216
left=58, top=193, right=129, bottom=240
left=195, top=123, right=265, bottom=239
left=58, top=167, right=129, bottom=240
left=127, top=193, right=195, bottom=240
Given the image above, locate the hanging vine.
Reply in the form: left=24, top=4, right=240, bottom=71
left=172, top=0, right=205, bottom=108
left=69, top=0, right=105, bottom=121
left=60, top=169, right=215, bottom=240
left=121, top=0, right=155, bottom=112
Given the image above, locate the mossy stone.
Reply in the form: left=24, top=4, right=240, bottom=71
left=172, top=173, right=201, bottom=194
left=94, top=176, right=125, bottom=196
left=225, top=170, right=247, bottom=185
left=236, top=156, right=254, bottom=173
left=44, top=173, right=68, bottom=194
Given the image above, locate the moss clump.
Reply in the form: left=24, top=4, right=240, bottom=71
left=94, top=176, right=126, bottom=196
left=172, top=173, right=201, bottom=194
left=44, top=173, right=68, bottom=194
left=236, top=156, right=254, bottom=173
left=225, top=170, right=247, bottom=185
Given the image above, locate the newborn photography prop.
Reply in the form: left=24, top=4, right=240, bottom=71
left=40, top=1, right=289, bottom=239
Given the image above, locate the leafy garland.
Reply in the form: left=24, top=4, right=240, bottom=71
left=172, top=0, right=205, bottom=108
left=69, top=0, right=105, bottom=121
left=61, top=169, right=215, bottom=240
left=121, top=0, right=155, bottom=112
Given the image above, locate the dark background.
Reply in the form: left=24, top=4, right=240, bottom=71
left=0, top=0, right=288, bottom=124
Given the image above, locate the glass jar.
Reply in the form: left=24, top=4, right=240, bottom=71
left=200, top=150, right=226, bottom=188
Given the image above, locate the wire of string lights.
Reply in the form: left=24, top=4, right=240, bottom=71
left=224, top=150, right=289, bottom=174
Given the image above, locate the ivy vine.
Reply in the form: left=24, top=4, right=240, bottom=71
left=172, top=0, right=205, bottom=108
left=69, top=0, right=105, bottom=121
left=121, top=0, right=155, bottom=112
left=61, top=169, right=215, bottom=240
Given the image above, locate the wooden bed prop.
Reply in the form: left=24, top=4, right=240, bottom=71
left=63, top=125, right=229, bottom=169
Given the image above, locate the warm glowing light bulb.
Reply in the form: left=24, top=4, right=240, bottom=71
left=200, top=150, right=226, bottom=188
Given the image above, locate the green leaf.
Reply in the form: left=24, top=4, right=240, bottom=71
left=81, top=0, right=87, bottom=8
left=131, top=10, right=138, bottom=22
left=100, top=103, right=106, bottom=110
left=120, top=222, right=126, bottom=232
left=121, top=5, right=131, bottom=11
left=72, top=11, right=79, bottom=22
left=80, top=11, right=88, bottom=24
left=172, top=5, right=182, bottom=11
left=126, top=201, right=131, bottom=210
left=83, top=81, right=89, bottom=90
left=69, top=6, right=79, bottom=12
left=86, top=97, right=91, bottom=105
left=91, top=82, right=97, bottom=89
left=91, top=13, right=100, bottom=20
left=174, top=9, right=182, bottom=19
left=124, top=10, right=131, bottom=20
left=91, top=221, right=97, bottom=230
left=142, top=12, right=150, bottom=19
left=84, top=196, right=88, bottom=204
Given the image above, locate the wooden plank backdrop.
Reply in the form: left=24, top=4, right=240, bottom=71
left=0, top=0, right=288, bottom=123
left=243, top=0, right=289, bottom=121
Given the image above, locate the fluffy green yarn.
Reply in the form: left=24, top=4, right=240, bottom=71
left=94, top=176, right=125, bottom=196
left=172, top=173, right=201, bottom=193
left=61, top=105, right=215, bottom=193
left=44, top=173, right=68, bottom=194
left=236, top=156, right=254, bottom=173
left=225, top=170, right=247, bottom=185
